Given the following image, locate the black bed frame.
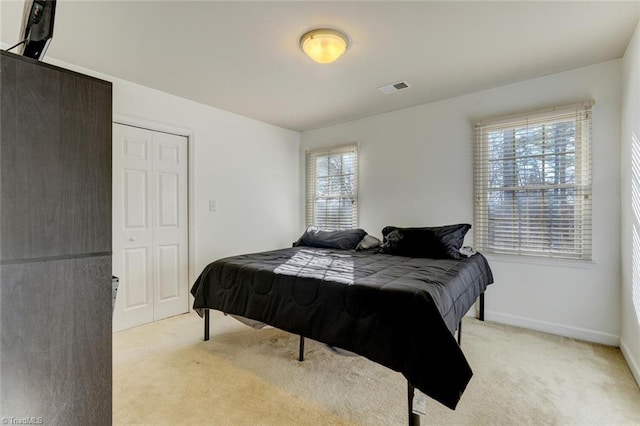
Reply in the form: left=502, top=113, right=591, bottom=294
left=202, top=292, right=486, bottom=426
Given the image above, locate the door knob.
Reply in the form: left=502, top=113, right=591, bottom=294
left=129, top=237, right=136, bottom=242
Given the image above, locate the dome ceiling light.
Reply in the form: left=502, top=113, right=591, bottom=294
left=300, top=28, right=348, bottom=64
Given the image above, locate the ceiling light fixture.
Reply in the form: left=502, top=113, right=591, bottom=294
left=300, top=28, right=348, bottom=64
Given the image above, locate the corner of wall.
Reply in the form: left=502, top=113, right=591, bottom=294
left=621, top=338, right=640, bottom=388
left=620, top=18, right=640, bottom=389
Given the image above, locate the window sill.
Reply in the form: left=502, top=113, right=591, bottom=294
left=483, top=252, right=594, bottom=269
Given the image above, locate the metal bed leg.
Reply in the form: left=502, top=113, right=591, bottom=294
left=479, top=292, right=485, bottom=321
left=407, top=382, right=420, bottom=426
left=298, top=336, right=305, bottom=362
left=204, top=309, right=210, bottom=341
left=457, top=320, right=462, bottom=346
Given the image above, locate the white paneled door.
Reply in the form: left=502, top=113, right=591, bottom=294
left=112, top=123, right=189, bottom=331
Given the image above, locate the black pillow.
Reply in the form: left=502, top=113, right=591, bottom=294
left=380, top=224, right=471, bottom=259
left=293, top=226, right=367, bottom=250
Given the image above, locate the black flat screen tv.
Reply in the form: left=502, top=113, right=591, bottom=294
left=18, top=0, right=57, bottom=60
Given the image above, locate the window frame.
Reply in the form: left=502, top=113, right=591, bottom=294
left=474, top=101, right=593, bottom=260
left=305, top=143, right=358, bottom=230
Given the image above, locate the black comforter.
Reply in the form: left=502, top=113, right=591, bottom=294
left=191, top=247, right=493, bottom=409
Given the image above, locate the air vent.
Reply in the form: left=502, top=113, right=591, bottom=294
left=378, top=80, right=411, bottom=95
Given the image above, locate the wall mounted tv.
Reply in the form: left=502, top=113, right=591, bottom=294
left=18, top=0, right=57, bottom=61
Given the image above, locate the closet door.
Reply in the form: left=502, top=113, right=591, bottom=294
left=152, top=131, right=189, bottom=321
left=112, top=123, right=188, bottom=331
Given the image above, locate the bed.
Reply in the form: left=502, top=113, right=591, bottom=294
left=191, top=225, right=493, bottom=420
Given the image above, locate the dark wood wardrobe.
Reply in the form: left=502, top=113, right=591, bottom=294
left=0, top=51, right=112, bottom=424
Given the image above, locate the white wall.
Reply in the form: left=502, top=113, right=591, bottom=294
left=110, top=81, right=301, bottom=272
left=302, top=60, right=622, bottom=345
left=37, top=56, right=301, bottom=284
left=621, top=21, right=640, bottom=384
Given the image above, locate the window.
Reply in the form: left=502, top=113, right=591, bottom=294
left=631, top=132, right=640, bottom=321
left=306, top=143, right=358, bottom=230
left=474, top=102, right=593, bottom=260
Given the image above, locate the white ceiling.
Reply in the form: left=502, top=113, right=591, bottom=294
left=2, top=1, right=639, bottom=131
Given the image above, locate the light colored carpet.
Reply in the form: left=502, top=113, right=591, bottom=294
left=113, top=311, right=640, bottom=425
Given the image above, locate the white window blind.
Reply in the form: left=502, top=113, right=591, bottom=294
left=631, top=132, right=640, bottom=321
left=474, top=101, right=593, bottom=260
left=306, top=143, right=358, bottom=230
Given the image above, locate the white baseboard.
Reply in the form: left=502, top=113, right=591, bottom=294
left=485, top=310, right=620, bottom=346
left=620, top=339, right=640, bottom=388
